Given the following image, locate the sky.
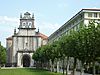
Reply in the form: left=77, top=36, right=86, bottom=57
left=0, top=0, right=100, bottom=47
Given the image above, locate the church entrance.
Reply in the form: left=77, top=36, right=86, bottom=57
left=22, top=54, right=30, bottom=67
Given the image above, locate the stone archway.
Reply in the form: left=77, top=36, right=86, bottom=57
left=22, top=54, right=30, bottom=67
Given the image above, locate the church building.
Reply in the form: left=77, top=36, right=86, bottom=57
left=6, top=12, right=48, bottom=67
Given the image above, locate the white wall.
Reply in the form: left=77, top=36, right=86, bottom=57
left=18, top=29, right=36, bottom=36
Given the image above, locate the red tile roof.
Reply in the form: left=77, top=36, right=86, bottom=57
left=38, top=33, right=48, bottom=40
left=6, top=36, right=12, bottom=40
left=6, top=32, right=48, bottom=40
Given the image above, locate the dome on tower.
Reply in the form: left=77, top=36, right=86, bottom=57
left=24, top=12, right=31, bottom=15
left=22, top=12, right=31, bottom=19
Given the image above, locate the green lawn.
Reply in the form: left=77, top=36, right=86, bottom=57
left=0, top=68, right=62, bottom=75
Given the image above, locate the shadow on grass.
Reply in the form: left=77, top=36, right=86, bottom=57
left=24, top=68, right=49, bottom=72
left=23, top=68, right=63, bottom=75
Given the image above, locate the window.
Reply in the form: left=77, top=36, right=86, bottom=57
left=22, top=22, right=26, bottom=25
left=94, top=13, right=98, bottom=18
left=28, top=22, right=32, bottom=25
left=88, top=13, right=92, bottom=17
left=28, top=22, right=32, bottom=28
left=99, top=13, right=100, bottom=18
left=22, top=22, right=26, bottom=28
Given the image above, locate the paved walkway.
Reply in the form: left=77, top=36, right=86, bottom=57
left=60, top=70, right=92, bottom=75
left=72, top=71, right=92, bottom=75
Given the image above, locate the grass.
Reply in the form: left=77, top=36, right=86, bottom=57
left=0, top=68, right=62, bottom=75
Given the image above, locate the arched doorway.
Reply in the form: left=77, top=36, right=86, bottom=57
left=22, top=54, right=30, bottom=67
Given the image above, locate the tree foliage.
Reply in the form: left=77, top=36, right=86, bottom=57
left=32, top=21, right=100, bottom=75
left=0, top=42, right=6, bottom=68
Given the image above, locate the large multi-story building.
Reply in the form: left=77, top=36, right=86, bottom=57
left=6, top=12, right=48, bottom=67
left=48, top=9, right=100, bottom=69
left=49, top=9, right=100, bottom=43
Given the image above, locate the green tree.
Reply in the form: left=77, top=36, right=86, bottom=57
left=76, top=21, right=100, bottom=75
left=33, top=21, right=100, bottom=75
left=66, top=31, right=79, bottom=75
left=76, top=26, right=90, bottom=75
left=87, top=22, right=100, bottom=75
left=59, top=35, right=71, bottom=75
left=0, top=42, right=6, bottom=68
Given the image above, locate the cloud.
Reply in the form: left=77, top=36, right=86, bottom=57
left=0, top=16, right=19, bottom=27
left=35, top=21, right=61, bottom=36
left=0, top=16, right=19, bottom=47
left=0, top=16, right=19, bottom=35
left=0, top=15, right=61, bottom=36
left=0, top=15, right=61, bottom=47
left=40, top=22, right=60, bottom=30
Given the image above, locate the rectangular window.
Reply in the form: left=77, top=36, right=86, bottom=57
left=99, top=13, right=100, bottom=18
left=94, top=13, right=98, bottom=18
left=88, top=13, right=92, bottom=17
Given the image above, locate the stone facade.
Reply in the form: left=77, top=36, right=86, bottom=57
left=6, top=12, right=48, bottom=67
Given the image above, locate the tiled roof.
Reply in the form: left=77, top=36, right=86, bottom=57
left=6, top=36, right=12, bottom=40
left=6, top=33, right=48, bottom=40
left=38, top=33, right=48, bottom=40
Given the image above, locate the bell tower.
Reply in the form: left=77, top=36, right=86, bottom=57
left=19, top=12, right=36, bottom=29
left=6, top=11, right=48, bottom=67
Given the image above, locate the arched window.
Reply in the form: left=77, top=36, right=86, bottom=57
left=22, top=22, right=26, bottom=28
left=28, top=22, right=32, bottom=28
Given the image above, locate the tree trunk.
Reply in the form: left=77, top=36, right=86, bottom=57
left=57, top=59, right=60, bottom=73
left=53, top=62, right=55, bottom=72
left=36, top=61, right=38, bottom=69
left=73, top=58, right=77, bottom=75
left=50, top=60, right=52, bottom=72
left=48, top=60, right=50, bottom=71
left=41, top=61, right=42, bottom=69
left=55, top=59, right=57, bottom=73
left=80, top=62, right=84, bottom=75
left=51, top=60, right=54, bottom=72
left=66, top=57, right=69, bottom=75
left=0, top=64, right=1, bottom=69
left=93, top=60, right=95, bottom=75
left=51, top=61, right=52, bottom=71
left=62, top=58, right=65, bottom=75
